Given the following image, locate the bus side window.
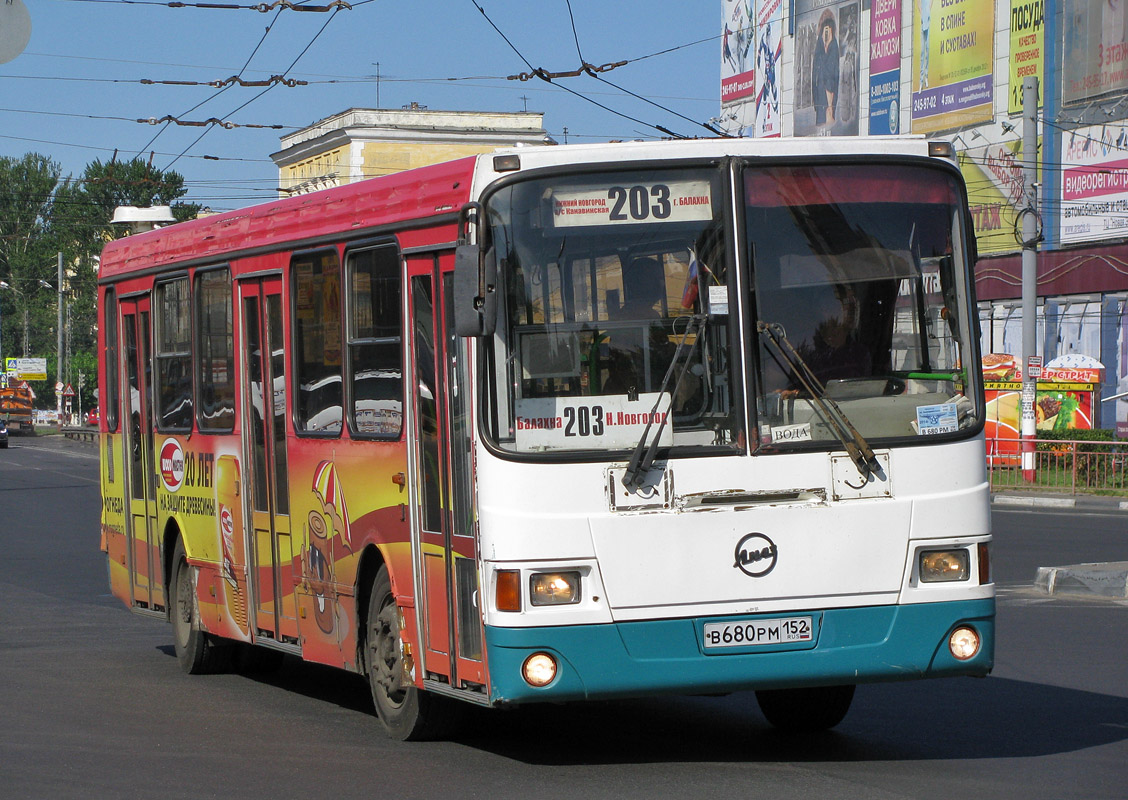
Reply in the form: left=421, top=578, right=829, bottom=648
left=293, top=249, right=344, bottom=435
left=104, top=288, right=119, bottom=433
left=345, top=244, right=404, bottom=438
left=194, top=267, right=235, bottom=432
left=154, top=277, right=193, bottom=432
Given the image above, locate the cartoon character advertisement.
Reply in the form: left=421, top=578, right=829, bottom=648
left=721, top=0, right=756, bottom=109
left=754, top=0, right=783, bottom=138
left=306, top=459, right=352, bottom=636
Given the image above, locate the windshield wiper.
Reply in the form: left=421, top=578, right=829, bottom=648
left=621, top=314, right=706, bottom=491
left=757, top=321, right=881, bottom=479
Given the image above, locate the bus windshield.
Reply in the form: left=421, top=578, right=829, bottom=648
left=748, top=162, right=981, bottom=449
left=482, top=166, right=743, bottom=456
left=481, top=160, right=981, bottom=458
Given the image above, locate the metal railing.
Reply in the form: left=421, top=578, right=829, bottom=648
left=61, top=426, right=98, bottom=442
left=988, top=437, right=1128, bottom=495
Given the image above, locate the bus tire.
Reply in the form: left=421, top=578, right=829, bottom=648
left=755, top=684, right=855, bottom=732
left=171, top=540, right=231, bottom=675
left=365, top=565, right=447, bottom=740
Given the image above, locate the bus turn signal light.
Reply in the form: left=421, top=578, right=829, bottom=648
left=496, top=569, right=521, bottom=612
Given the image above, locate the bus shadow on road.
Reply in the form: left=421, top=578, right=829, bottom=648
left=156, top=645, right=1128, bottom=762
left=448, top=677, right=1128, bottom=764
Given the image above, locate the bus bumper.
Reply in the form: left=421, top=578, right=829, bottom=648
left=483, top=598, right=994, bottom=705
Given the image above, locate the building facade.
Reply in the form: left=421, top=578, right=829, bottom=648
left=721, top=0, right=1128, bottom=435
left=271, top=106, right=554, bottom=196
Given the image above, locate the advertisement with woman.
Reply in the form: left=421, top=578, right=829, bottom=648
left=793, top=0, right=859, bottom=137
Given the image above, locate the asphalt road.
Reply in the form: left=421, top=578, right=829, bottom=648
left=1, top=435, right=1126, bottom=799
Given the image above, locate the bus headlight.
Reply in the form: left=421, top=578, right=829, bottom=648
left=522, top=652, right=558, bottom=687
left=529, top=571, right=581, bottom=606
left=919, top=549, right=969, bottom=582
left=948, top=626, right=981, bottom=660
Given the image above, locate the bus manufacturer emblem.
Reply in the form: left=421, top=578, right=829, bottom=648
left=733, top=533, right=777, bottom=578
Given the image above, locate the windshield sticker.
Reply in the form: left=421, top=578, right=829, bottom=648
left=551, top=181, right=713, bottom=228
left=708, top=284, right=730, bottom=315
left=915, top=402, right=959, bottom=435
left=515, top=392, right=673, bottom=451
left=766, top=423, right=812, bottom=444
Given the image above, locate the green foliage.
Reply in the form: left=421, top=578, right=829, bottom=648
left=1036, top=428, right=1119, bottom=448
left=1033, top=429, right=1126, bottom=492
left=0, top=153, right=198, bottom=408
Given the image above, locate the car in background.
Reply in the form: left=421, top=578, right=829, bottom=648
left=85, top=407, right=99, bottom=427
left=0, top=418, right=8, bottom=448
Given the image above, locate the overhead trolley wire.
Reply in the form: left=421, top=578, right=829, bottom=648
left=55, top=0, right=372, bottom=11
left=558, top=0, right=727, bottom=138
left=467, top=0, right=690, bottom=139
left=163, top=3, right=343, bottom=169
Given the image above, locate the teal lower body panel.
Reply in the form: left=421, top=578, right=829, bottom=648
left=484, top=598, right=994, bottom=704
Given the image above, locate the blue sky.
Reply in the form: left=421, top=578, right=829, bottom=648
left=1, top=0, right=719, bottom=210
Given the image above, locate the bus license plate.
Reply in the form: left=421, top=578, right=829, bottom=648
left=703, top=616, right=813, bottom=649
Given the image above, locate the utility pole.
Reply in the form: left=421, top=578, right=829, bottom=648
left=1020, top=76, right=1040, bottom=481
left=56, top=252, right=64, bottom=427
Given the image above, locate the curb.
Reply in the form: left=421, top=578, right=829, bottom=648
left=1034, top=562, right=1128, bottom=599
left=992, top=495, right=1077, bottom=509
left=992, top=494, right=1128, bottom=512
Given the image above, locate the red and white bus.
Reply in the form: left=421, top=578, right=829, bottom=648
left=99, top=137, right=993, bottom=739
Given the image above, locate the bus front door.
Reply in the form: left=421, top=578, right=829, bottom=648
left=120, top=297, right=163, bottom=614
left=409, top=258, right=485, bottom=694
left=240, top=277, right=297, bottom=643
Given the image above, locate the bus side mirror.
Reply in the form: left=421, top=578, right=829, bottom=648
left=454, top=244, right=497, bottom=336
left=454, top=202, right=497, bottom=337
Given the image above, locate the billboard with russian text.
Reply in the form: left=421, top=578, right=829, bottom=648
left=1008, top=0, right=1044, bottom=114
left=869, top=0, right=902, bottom=135
left=959, top=139, right=1041, bottom=255
left=1063, top=0, right=1128, bottom=105
left=911, top=0, right=995, bottom=133
left=721, top=0, right=756, bottom=108
left=1060, top=121, right=1128, bottom=243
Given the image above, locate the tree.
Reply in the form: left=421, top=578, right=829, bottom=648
left=0, top=153, right=62, bottom=374
left=53, top=157, right=201, bottom=261
left=1, top=153, right=200, bottom=413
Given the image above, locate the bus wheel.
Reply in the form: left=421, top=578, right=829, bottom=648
left=365, top=566, right=444, bottom=740
left=755, top=684, right=855, bottom=732
left=171, top=541, right=230, bottom=674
